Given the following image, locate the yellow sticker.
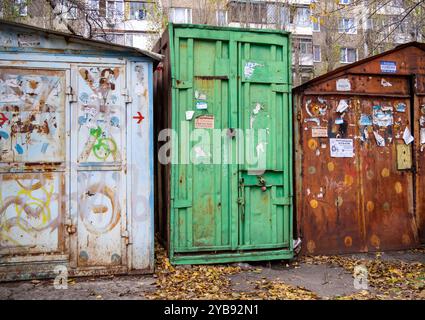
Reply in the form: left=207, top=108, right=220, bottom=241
left=308, top=138, right=318, bottom=150
left=381, top=168, right=390, bottom=177
left=394, top=181, right=403, bottom=194
left=310, top=199, right=318, bottom=209
left=366, top=201, right=374, bottom=212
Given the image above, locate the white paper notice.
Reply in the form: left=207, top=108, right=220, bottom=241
left=330, top=138, right=354, bottom=158
left=336, top=79, right=351, bottom=91
left=403, top=127, right=414, bottom=145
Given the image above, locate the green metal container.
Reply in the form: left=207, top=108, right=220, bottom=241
left=154, top=24, right=293, bottom=264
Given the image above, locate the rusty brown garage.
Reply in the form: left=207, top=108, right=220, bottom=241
left=294, top=42, right=425, bottom=255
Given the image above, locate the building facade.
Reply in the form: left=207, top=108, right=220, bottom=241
left=0, top=0, right=419, bottom=85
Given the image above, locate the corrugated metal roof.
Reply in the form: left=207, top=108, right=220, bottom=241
left=294, top=41, right=425, bottom=92
left=0, top=18, right=162, bottom=61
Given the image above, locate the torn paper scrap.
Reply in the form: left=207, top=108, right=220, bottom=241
left=403, top=126, right=414, bottom=145
left=186, top=110, right=195, bottom=120
left=336, top=100, right=349, bottom=113
left=373, top=131, right=386, bottom=147
left=381, top=78, right=392, bottom=87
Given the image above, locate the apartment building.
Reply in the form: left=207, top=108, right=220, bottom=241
left=0, top=1, right=160, bottom=49
left=310, top=0, right=414, bottom=77
left=226, top=0, right=315, bottom=86
left=0, top=0, right=417, bottom=84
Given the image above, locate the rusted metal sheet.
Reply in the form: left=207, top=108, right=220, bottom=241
left=0, top=21, right=158, bottom=281
left=294, top=42, right=425, bottom=254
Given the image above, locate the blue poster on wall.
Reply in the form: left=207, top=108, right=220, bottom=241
left=380, top=61, right=397, bottom=73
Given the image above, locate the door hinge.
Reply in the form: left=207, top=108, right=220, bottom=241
left=121, top=89, right=132, bottom=103
left=122, top=230, right=130, bottom=245
left=297, top=111, right=302, bottom=122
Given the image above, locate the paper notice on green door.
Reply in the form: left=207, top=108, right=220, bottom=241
left=195, top=115, right=214, bottom=129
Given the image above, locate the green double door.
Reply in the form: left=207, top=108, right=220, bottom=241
left=172, top=28, right=292, bottom=254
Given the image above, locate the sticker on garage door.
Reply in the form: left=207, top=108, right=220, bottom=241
left=330, top=138, right=354, bottom=158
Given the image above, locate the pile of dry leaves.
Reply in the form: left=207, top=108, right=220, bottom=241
left=302, top=254, right=425, bottom=300
left=147, top=240, right=424, bottom=300
left=147, top=242, right=318, bottom=300
left=146, top=243, right=241, bottom=299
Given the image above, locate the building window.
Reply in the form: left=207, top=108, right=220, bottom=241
left=340, top=47, right=357, bottom=63
left=15, top=0, right=28, bottom=16
left=266, top=4, right=289, bottom=26
left=279, top=6, right=290, bottom=26
left=106, top=1, right=124, bottom=20
left=216, top=10, right=227, bottom=26
left=295, top=7, right=311, bottom=28
left=313, top=45, right=321, bottom=62
left=391, top=0, right=403, bottom=7
left=300, top=39, right=312, bottom=55
left=228, top=1, right=267, bottom=24
left=339, top=18, right=357, bottom=34
left=60, top=1, right=77, bottom=20
left=88, top=0, right=99, bottom=13
left=129, top=1, right=149, bottom=20
left=391, top=16, right=408, bottom=34
left=366, top=18, right=373, bottom=30
left=169, top=7, right=192, bottom=24
left=312, top=16, right=320, bottom=32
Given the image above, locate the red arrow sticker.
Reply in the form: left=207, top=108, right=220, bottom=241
left=133, top=112, right=145, bottom=124
left=0, top=113, right=9, bottom=127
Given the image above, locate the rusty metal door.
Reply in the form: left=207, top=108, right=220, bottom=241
left=414, top=75, right=425, bottom=243
left=0, top=68, right=68, bottom=263
left=358, top=97, right=417, bottom=250
left=299, top=92, right=418, bottom=254
left=71, top=65, right=128, bottom=268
